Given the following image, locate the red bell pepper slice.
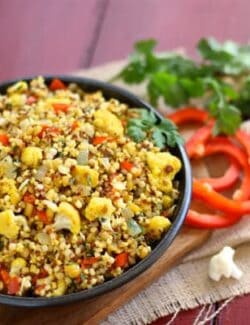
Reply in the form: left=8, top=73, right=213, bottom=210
left=236, top=130, right=250, bottom=164
left=200, top=157, right=240, bottom=192
left=49, top=79, right=67, bottom=91
left=192, top=179, right=250, bottom=215
left=185, top=209, right=241, bottom=229
left=204, top=138, right=250, bottom=201
left=167, top=107, right=209, bottom=125
left=185, top=122, right=214, bottom=157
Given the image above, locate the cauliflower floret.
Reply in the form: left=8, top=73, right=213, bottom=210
left=146, top=216, right=171, bottom=239
left=147, top=152, right=181, bottom=179
left=73, top=165, right=99, bottom=187
left=10, top=257, right=27, bottom=275
left=54, top=202, right=80, bottom=234
left=148, top=174, right=173, bottom=193
left=147, top=152, right=181, bottom=193
left=7, top=81, right=28, bottom=94
left=64, top=263, right=81, bottom=278
left=19, top=276, right=32, bottom=295
left=208, top=246, right=243, bottom=281
left=21, top=146, right=42, bottom=167
left=7, top=94, right=26, bottom=108
left=15, top=215, right=30, bottom=232
left=0, top=178, right=20, bottom=206
left=85, top=197, right=115, bottom=221
left=52, top=279, right=67, bottom=296
left=0, top=210, right=20, bottom=239
left=93, top=109, right=123, bottom=137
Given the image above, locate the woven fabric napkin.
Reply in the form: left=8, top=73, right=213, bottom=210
left=74, top=62, right=250, bottom=325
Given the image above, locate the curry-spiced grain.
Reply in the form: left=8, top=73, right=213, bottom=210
left=0, top=77, right=181, bottom=297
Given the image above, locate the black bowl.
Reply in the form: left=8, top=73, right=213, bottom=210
left=0, top=76, right=192, bottom=307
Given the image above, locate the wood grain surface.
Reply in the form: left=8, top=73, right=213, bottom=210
left=1, top=1, right=250, bottom=323
left=0, top=228, right=210, bottom=325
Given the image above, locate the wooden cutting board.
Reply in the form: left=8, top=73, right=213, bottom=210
left=0, top=227, right=210, bottom=325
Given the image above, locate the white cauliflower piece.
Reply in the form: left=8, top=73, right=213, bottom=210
left=54, top=202, right=80, bottom=234
left=0, top=210, right=20, bottom=239
left=208, top=246, right=243, bottom=282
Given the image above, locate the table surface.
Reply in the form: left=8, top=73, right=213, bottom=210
left=1, top=0, right=250, bottom=324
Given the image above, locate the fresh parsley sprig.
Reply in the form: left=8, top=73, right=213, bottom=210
left=127, top=109, right=183, bottom=148
left=114, top=38, right=250, bottom=135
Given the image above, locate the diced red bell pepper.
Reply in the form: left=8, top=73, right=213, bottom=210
left=37, top=211, right=49, bottom=225
left=71, top=120, right=79, bottom=131
left=32, top=269, right=48, bottom=285
left=185, top=209, right=241, bottom=229
left=167, top=107, right=209, bottom=125
left=23, top=193, right=36, bottom=204
left=38, top=125, right=61, bottom=138
left=115, top=252, right=128, bottom=268
left=120, top=160, right=134, bottom=171
left=26, top=95, right=37, bottom=105
left=236, top=130, right=250, bottom=164
left=0, top=269, right=10, bottom=285
left=52, top=103, right=69, bottom=114
left=0, top=133, right=10, bottom=146
left=81, top=257, right=98, bottom=268
left=92, top=136, right=108, bottom=145
left=7, top=276, right=20, bottom=295
left=49, top=79, right=67, bottom=91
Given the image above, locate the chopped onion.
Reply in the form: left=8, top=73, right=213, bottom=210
left=112, top=180, right=126, bottom=191
left=77, top=149, right=88, bottom=165
left=37, top=232, right=51, bottom=245
left=0, top=156, right=16, bottom=179
left=35, top=165, right=47, bottom=181
left=100, top=157, right=110, bottom=169
left=100, top=218, right=113, bottom=231
left=127, top=219, right=142, bottom=237
left=19, top=179, right=30, bottom=191
left=121, top=207, right=134, bottom=219
left=43, top=200, right=58, bottom=212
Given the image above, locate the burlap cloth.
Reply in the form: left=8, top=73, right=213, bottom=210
left=74, top=62, right=250, bottom=325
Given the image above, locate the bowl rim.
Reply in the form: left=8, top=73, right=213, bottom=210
left=0, top=75, right=192, bottom=307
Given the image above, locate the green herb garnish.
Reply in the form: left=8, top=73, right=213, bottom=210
left=127, top=109, right=183, bottom=148
left=114, top=37, right=250, bottom=135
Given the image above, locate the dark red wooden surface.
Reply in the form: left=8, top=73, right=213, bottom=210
left=0, top=0, right=250, bottom=323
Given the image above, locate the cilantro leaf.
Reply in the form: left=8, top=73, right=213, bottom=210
left=198, top=38, right=250, bottom=74
left=127, top=125, right=146, bottom=142
left=152, top=119, right=184, bottom=148
left=233, top=77, right=250, bottom=118
left=113, top=37, right=250, bottom=135
left=126, top=109, right=183, bottom=148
